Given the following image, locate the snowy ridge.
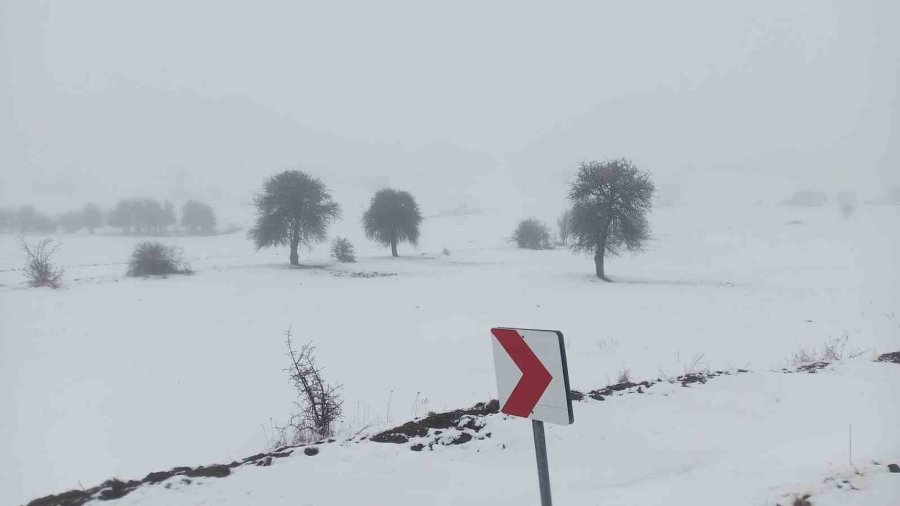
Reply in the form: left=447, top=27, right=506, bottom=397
left=27, top=355, right=900, bottom=506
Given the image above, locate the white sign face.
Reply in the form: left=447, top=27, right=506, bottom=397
left=490, top=328, right=574, bottom=426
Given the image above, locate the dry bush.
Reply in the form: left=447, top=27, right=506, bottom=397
left=127, top=242, right=191, bottom=277
left=329, top=237, right=356, bottom=263
left=282, top=327, right=343, bottom=444
left=790, top=333, right=862, bottom=366
left=616, top=368, right=632, bottom=384
left=20, top=238, right=64, bottom=288
left=683, top=352, right=709, bottom=375
left=511, top=218, right=552, bottom=250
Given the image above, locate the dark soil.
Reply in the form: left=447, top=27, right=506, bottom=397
left=370, top=400, right=499, bottom=445
left=27, top=448, right=303, bottom=505
left=572, top=369, right=750, bottom=402
left=330, top=271, right=397, bottom=279
left=785, top=361, right=831, bottom=373
left=876, top=351, right=900, bottom=364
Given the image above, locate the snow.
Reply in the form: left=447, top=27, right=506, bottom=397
left=89, top=361, right=900, bottom=505
left=1, top=204, right=898, bottom=505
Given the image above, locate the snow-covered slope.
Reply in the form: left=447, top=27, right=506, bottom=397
left=2, top=204, right=897, bottom=504
left=31, top=359, right=900, bottom=506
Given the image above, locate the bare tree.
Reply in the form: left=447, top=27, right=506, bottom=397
left=557, top=208, right=572, bottom=246
left=20, top=238, right=64, bottom=288
left=284, top=327, right=343, bottom=442
left=568, top=159, right=655, bottom=280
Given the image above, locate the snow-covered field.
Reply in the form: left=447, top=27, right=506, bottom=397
left=1, top=204, right=898, bottom=505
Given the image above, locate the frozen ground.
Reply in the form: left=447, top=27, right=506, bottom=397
left=1, top=204, right=898, bottom=505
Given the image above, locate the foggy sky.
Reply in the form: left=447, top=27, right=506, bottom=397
left=1, top=0, right=898, bottom=219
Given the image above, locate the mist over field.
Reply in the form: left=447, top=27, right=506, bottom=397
left=1, top=1, right=898, bottom=505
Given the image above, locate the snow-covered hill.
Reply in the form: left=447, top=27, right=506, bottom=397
left=2, top=204, right=898, bottom=505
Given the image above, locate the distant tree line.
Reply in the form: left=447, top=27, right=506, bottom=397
left=0, top=199, right=218, bottom=236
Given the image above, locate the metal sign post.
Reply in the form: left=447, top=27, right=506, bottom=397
left=490, top=327, right=573, bottom=506
left=532, top=419, right=553, bottom=506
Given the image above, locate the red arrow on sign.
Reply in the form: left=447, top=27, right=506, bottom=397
left=491, top=328, right=553, bottom=417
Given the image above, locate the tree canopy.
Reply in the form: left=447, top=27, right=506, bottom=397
left=181, top=200, right=217, bottom=234
left=362, top=188, right=422, bottom=257
left=248, top=171, right=341, bottom=265
left=568, top=159, right=654, bottom=280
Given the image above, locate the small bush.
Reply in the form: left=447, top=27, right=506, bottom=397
left=330, top=237, right=356, bottom=263
left=781, top=190, right=827, bottom=207
left=127, top=242, right=191, bottom=277
left=615, top=368, right=632, bottom=384
left=282, top=327, right=343, bottom=444
left=442, top=247, right=451, bottom=256
left=511, top=218, right=552, bottom=250
left=789, top=333, right=862, bottom=366
left=20, top=238, right=64, bottom=288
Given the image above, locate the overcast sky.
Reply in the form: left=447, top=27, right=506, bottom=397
left=1, top=0, right=897, bottom=218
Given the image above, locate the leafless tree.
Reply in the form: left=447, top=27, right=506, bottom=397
left=557, top=208, right=572, bottom=246
left=284, top=327, right=343, bottom=442
left=20, top=238, right=64, bottom=288
left=568, top=159, right=655, bottom=280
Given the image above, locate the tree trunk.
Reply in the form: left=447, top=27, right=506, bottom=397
left=391, top=240, right=398, bottom=257
left=594, top=249, right=605, bottom=280
left=595, top=236, right=609, bottom=281
left=290, top=238, right=300, bottom=266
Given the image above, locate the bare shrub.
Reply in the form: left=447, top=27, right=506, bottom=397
left=615, top=368, right=632, bottom=384
left=20, top=238, right=64, bottom=288
left=283, top=327, right=343, bottom=443
left=789, top=333, right=861, bottom=366
left=682, top=352, right=709, bottom=375
left=126, top=242, right=192, bottom=277
left=791, top=494, right=812, bottom=506
left=511, top=218, right=552, bottom=250
left=329, top=237, right=356, bottom=263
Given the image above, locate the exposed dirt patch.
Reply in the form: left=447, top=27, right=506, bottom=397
left=27, top=447, right=305, bottom=505
left=572, top=369, right=750, bottom=402
left=781, top=361, right=831, bottom=374
left=876, top=351, right=900, bottom=364
left=370, top=400, right=499, bottom=447
left=329, top=271, right=397, bottom=279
